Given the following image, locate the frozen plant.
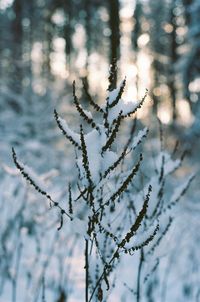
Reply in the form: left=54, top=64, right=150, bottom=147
left=122, top=120, right=195, bottom=302
left=12, top=64, right=194, bottom=302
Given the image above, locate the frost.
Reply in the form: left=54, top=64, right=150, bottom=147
left=126, top=222, right=158, bottom=249
left=17, top=160, right=48, bottom=192
left=1, top=163, right=19, bottom=176
left=102, top=151, right=118, bottom=172
left=80, top=105, right=93, bottom=120
left=107, top=99, right=138, bottom=123
left=155, top=151, right=181, bottom=175
left=131, top=127, right=148, bottom=150
left=57, top=116, right=80, bottom=145
left=77, top=126, right=118, bottom=184
left=107, top=83, right=122, bottom=105
left=169, top=174, right=195, bottom=205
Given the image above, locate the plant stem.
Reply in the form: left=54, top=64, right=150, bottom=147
left=137, top=248, right=144, bottom=302
left=12, top=240, right=22, bottom=302
left=85, top=239, right=89, bottom=302
left=88, top=248, right=119, bottom=302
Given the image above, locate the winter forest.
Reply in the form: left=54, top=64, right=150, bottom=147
left=0, top=0, right=200, bottom=301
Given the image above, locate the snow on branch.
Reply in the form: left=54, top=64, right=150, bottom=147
left=73, top=81, right=100, bottom=131
left=12, top=148, right=72, bottom=220
left=54, top=109, right=81, bottom=149
left=107, top=78, right=126, bottom=108
left=165, top=173, right=196, bottom=211
left=107, top=89, right=148, bottom=124
left=82, top=78, right=104, bottom=113
left=102, top=111, right=123, bottom=152
left=101, top=154, right=143, bottom=209
left=80, top=124, right=94, bottom=189
left=131, top=127, right=149, bottom=150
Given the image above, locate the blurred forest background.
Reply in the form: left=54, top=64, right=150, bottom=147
left=0, top=0, right=200, bottom=301
left=1, top=0, right=200, bottom=126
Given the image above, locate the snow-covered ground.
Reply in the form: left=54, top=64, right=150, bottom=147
left=0, top=84, right=199, bottom=302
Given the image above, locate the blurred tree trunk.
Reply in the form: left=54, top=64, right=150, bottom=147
left=182, top=0, right=193, bottom=25
left=148, top=1, right=168, bottom=116
left=23, top=0, right=34, bottom=98
left=43, top=12, right=54, bottom=83
left=11, top=0, right=23, bottom=95
left=182, top=0, right=200, bottom=136
left=27, top=0, right=34, bottom=82
left=151, top=60, right=160, bottom=116
left=132, top=0, right=142, bottom=98
left=81, top=0, right=92, bottom=102
left=168, top=2, right=178, bottom=121
left=63, top=0, right=73, bottom=70
left=85, top=0, right=91, bottom=74
left=108, top=0, right=120, bottom=87
left=0, top=11, right=3, bottom=80
left=182, top=0, right=193, bottom=106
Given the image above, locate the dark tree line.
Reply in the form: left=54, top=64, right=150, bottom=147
left=0, top=0, right=199, bottom=129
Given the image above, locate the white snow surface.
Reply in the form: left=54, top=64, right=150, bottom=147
left=107, top=99, right=138, bottom=123
left=77, top=126, right=118, bottom=184
left=57, top=116, right=80, bottom=145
